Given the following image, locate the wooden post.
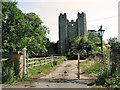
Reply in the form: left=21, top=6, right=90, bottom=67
left=106, top=45, right=111, bottom=73
left=27, top=53, right=29, bottom=78
left=47, top=57, right=49, bottom=64
left=103, top=54, right=106, bottom=71
left=44, top=58, right=45, bottom=65
left=78, top=51, right=80, bottom=79
left=108, top=47, right=111, bottom=73
left=34, top=59, right=36, bottom=65
left=50, top=58, right=51, bottom=63
left=39, top=60, right=41, bottom=66
left=23, top=48, right=27, bottom=76
left=51, top=55, right=53, bottom=67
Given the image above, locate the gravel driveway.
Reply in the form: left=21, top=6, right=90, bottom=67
left=2, top=60, right=97, bottom=88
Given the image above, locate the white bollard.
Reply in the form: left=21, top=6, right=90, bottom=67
left=23, top=48, right=27, bottom=76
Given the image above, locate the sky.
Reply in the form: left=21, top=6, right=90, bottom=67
left=16, top=0, right=119, bottom=43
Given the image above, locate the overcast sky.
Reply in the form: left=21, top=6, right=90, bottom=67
left=16, top=0, right=119, bottom=43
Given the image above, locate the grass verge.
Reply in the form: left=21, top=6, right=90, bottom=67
left=80, top=59, right=105, bottom=77
left=80, top=57, right=120, bottom=88
left=28, top=56, right=67, bottom=77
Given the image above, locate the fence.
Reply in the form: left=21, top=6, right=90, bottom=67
left=111, top=49, right=120, bottom=72
left=106, top=46, right=120, bottom=73
left=26, top=55, right=62, bottom=77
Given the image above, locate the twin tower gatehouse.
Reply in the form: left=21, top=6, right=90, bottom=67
left=58, top=12, right=87, bottom=54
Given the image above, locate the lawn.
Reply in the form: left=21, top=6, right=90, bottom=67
left=28, top=56, right=66, bottom=77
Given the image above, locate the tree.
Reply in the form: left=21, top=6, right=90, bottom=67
left=72, top=36, right=97, bottom=59
left=2, top=1, right=50, bottom=55
left=107, top=37, right=120, bottom=49
left=46, top=41, right=58, bottom=54
left=2, top=1, right=27, bottom=53
left=88, top=30, right=108, bottom=54
left=88, top=30, right=101, bottom=45
left=20, top=12, right=49, bottom=53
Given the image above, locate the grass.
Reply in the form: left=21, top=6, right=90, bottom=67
left=24, top=84, right=31, bottom=87
left=29, top=63, right=53, bottom=77
left=2, top=56, right=67, bottom=84
left=28, top=57, right=66, bottom=77
left=80, top=57, right=120, bottom=88
left=64, top=64, right=72, bottom=67
left=2, top=58, right=8, bottom=61
left=80, top=59, right=105, bottom=77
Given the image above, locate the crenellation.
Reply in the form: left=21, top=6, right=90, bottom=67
left=58, top=12, right=87, bottom=54
left=64, top=13, right=67, bottom=16
left=78, top=12, right=85, bottom=18
left=71, top=20, right=74, bottom=22
left=59, top=13, right=67, bottom=20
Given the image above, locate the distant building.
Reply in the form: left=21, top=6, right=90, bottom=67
left=58, top=12, right=87, bottom=54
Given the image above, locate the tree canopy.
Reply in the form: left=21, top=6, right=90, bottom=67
left=70, top=36, right=97, bottom=59
left=73, top=36, right=97, bottom=52
left=87, top=30, right=101, bottom=45
left=2, top=1, right=50, bottom=54
left=107, top=37, right=120, bottom=49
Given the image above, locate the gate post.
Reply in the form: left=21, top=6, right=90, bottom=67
left=106, top=45, right=111, bottom=73
left=51, top=55, right=53, bottom=67
left=27, top=53, right=29, bottom=78
left=23, top=48, right=27, bottom=76
left=78, top=51, right=80, bottom=79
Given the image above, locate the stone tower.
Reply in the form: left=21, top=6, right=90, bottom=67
left=58, top=12, right=87, bottom=54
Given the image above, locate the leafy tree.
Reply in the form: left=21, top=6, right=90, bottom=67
left=107, top=37, right=120, bottom=49
left=2, top=1, right=26, bottom=53
left=88, top=30, right=101, bottom=45
left=20, top=12, right=49, bottom=53
left=72, top=36, right=97, bottom=59
left=47, top=41, right=58, bottom=54
left=2, top=1, right=50, bottom=55
left=88, top=30, right=107, bottom=54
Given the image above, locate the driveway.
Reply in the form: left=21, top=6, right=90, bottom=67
left=2, top=60, right=97, bottom=88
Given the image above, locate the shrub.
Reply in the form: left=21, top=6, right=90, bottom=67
left=2, top=66, right=17, bottom=84
left=2, top=62, right=22, bottom=84
left=105, top=71, right=120, bottom=88
left=96, top=71, right=120, bottom=88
